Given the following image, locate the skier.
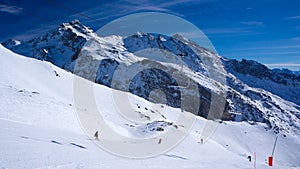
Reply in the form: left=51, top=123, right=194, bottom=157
left=158, top=138, right=162, bottom=144
left=94, top=131, right=99, bottom=141
left=247, top=155, right=251, bottom=162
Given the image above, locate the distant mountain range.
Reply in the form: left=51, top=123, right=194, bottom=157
left=2, top=20, right=300, bottom=134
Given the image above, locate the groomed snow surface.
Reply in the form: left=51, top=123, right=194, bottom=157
left=0, top=45, right=300, bottom=169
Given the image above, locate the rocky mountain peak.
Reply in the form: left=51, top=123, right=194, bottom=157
left=1, top=20, right=98, bottom=68
left=227, top=59, right=272, bottom=78
left=59, top=19, right=94, bottom=38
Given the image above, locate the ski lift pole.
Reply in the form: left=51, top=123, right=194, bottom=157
left=271, top=135, right=278, bottom=157
left=254, top=152, right=256, bottom=169
left=179, top=53, right=184, bottom=73
left=268, top=135, right=278, bottom=166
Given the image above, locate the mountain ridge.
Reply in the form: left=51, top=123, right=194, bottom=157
left=2, top=20, right=300, bottom=134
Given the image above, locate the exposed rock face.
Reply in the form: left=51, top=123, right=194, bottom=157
left=225, top=59, right=300, bottom=106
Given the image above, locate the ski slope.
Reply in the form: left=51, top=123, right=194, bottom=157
left=0, top=44, right=300, bottom=169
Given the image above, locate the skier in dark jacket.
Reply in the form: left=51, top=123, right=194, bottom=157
left=94, top=131, right=99, bottom=141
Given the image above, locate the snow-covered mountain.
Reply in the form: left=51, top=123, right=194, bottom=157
left=1, top=20, right=300, bottom=168
left=1, top=42, right=300, bottom=169
left=2, top=20, right=300, bottom=135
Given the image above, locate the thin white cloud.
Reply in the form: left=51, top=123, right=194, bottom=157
left=224, top=51, right=298, bottom=56
left=266, top=63, right=300, bottom=70
left=266, top=63, right=300, bottom=67
left=74, top=1, right=175, bottom=24
left=11, top=24, right=57, bottom=41
left=284, top=16, right=300, bottom=20
left=76, top=0, right=215, bottom=25
left=290, top=36, right=300, bottom=41
left=229, top=45, right=300, bottom=51
left=0, top=4, right=23, bottom=14
left=158, top=0, right=213, bottom=8
left=266, top=64, right=300, bottom=71
left=175, top=31, right=208, bottom=39
left=240, top=21, right=264, bottom=27
left=201, top=27, right=265, bottom=38
left=203, top=27, right=251, bottom=34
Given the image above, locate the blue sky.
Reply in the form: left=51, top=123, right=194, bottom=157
left=0, top=0, right=299, bottom=70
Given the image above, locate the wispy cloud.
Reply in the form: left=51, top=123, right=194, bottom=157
left=0, top=4, right=22, bottom=14
left=229, top=45, right=300, bottom=51
left=266, top=63, right=300, bottom=70
left=203, top=27, right=250, bottom=34
left=266, top=63, right=300, bottom=67
left=73, top=1, right=176, bottom=25
left=240, top=21, right=264, bottom=27
left=225, top=51, right=298, bottom=56
left=290, top=36, right=300, bottom=41
left=76, top=0, right=214, bottom=25
left=203, top=21, right=265, bottom=37
left=284, top=16, right=300, bottom=20
left=202, top=27, right=265, bottom=37
left=155, top=0, right=214, bottom=8
left=11, top=24, right=57, bottom=41
left=175, top=31, right=208, bottom=39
